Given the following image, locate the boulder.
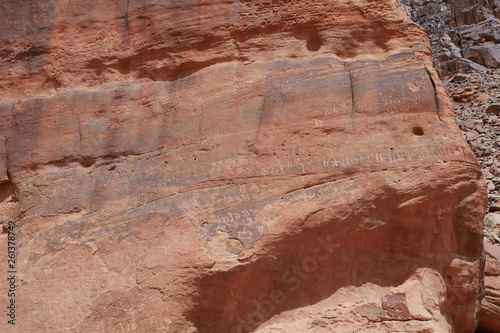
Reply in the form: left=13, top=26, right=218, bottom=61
left=450, top=0, right=488, bottom=26
left=486, top=104, right=500, bottom=116
left=463, top=43, right=500, bottom=68
left=449, top=0, right=500, bottom=69
left=401, top=0, right=500, bottom=75
left=0, top=0, right=487, bottom=332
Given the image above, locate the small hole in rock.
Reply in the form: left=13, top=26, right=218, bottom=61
left=79, top=157, right=96, bottom=168
left=307, top=37, right=322, bottom=51
left=412, top=126, right=424, bottom=136
left=0, top=182, right=16, bottom=204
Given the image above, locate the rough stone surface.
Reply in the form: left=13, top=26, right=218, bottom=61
left=0, top=1, right=487, bottom=332
left=399, top=0, right=500, bottom=76
left=444, top=64, right=500, bottom=333
left=446, top=0, right=500, bottom=72
left=399, top=2, right=500, bottom=330
left=444, top=72, right=500, bottom=209
left=0, top=135, right=8, bottom=184
left=479, top=241, right=500, bottom=332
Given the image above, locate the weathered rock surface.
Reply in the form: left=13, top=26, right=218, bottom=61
left=399, top=0, right=500, bottom=76
left=0, top=1, right=487, bottom=332
left=446, top=61, right=500, bottom=333
left=478, top=240, right=500, bottom=332
left=445, top=72, right=500, bottom=208
left=450, top=0, right=500, bottom=69
left=399, top=2, right=500, bottom=331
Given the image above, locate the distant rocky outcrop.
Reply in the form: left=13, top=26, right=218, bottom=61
left=0, top=1, right=487, bottom=332
left=399, top=0, right=500, bottom=75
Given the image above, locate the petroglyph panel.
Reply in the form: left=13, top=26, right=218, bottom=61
left=203, top=140, right=463, bottom=184
left=5, top=51, right=463, bottom=253
left=200, top=179, right=361, bottom=248
left=320, top=144, right=463, bottom=170
left=346, top=55, right=437, bottom=117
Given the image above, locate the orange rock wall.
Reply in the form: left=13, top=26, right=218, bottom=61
left=0, top=1, right=487, bottom=332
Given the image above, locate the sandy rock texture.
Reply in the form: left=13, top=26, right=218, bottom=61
left=0, top=0, right=487, bottom=332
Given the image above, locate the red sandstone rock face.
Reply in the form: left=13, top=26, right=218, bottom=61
left=0, top=1, right=487, bottom=332
left=479, top=241, right=500, bottom=332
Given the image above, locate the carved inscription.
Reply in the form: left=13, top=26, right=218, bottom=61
left=357, top=93, right=424, bottom=114
left=313, top=102, right=350, bottom=117
left=321, top=144, right=462, bottom=170
left=313, top=93, right=426, bottom=119
left=200, top=179, right=360, bottom=247
left=201, top=141, right=462, bottom=250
